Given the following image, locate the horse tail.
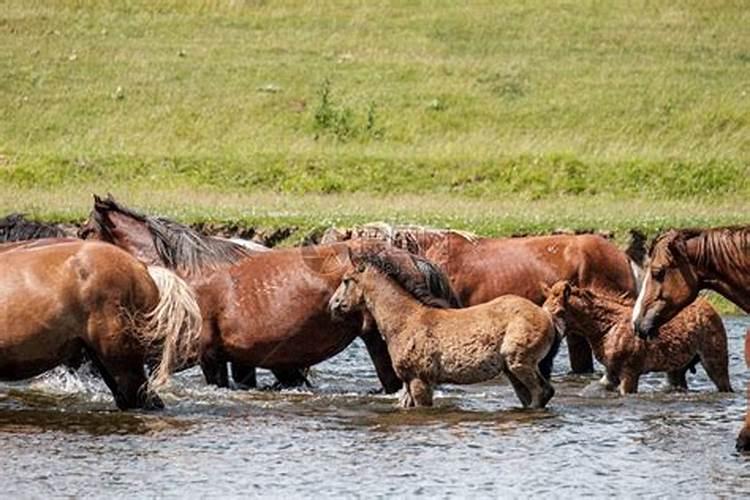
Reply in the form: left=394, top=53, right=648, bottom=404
left=140, top=266, right=202, bottom=389
left=538, top=323, right=562, bottom=381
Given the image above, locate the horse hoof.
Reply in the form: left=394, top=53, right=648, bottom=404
left=143, top=395, right=165, bottom=411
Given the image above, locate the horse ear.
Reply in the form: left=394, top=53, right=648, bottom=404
left=93, top=193, right=102, bottom=204
left=563, top=282, right=571, bottom=303
left=666, top=232, right=687, bottom=258
left=347, top=247, right=364, bottom=271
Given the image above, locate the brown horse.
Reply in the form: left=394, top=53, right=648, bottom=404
left=78, top=196, right=461, bottom=393
left=329, top=249, right=557, bottom=409
left=543, top=281, right=731, bottom=394
left=631, top=227, right=750, bottom=451
left=322, top=223, right=643, bottom=374
left=0, top=239, right=201, bottom=410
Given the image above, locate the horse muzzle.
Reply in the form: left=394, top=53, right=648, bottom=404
left=632, top=317, right=657, bottom=341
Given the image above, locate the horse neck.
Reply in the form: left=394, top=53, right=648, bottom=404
left=565, top=291, right=624, bottom=341
left=360, top=272, right=426, bottom=344
left=687, top=232, right=750, bottom=310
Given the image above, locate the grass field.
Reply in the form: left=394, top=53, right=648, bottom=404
left=1, top=0, right=748, bottom=242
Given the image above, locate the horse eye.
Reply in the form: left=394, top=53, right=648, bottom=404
left=652, top=268, right=666, bottom=280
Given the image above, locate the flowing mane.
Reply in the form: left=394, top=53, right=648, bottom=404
left=652, top=226, right=750, bottom=271
left=354, top=249, right=462, bottom=308
left=0, top=213, right=67, bottom=242
left=91, top=195, right=255, bottom=273
left=324, top=222, right=478, bottom=254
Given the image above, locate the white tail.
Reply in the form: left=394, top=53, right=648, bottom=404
left=141, top=266, right=203, bottom=389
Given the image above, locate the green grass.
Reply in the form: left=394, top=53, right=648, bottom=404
left=1, top=0, right=748, bottom=198
left=0, top=1, right=748, bottom=272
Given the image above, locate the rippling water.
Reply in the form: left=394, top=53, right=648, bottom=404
left=1, top=317, right=749, bottom=498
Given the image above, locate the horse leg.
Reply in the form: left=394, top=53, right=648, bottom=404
left=698, top=344, right=733, bottom=393
left=230, top=362, right=257, bottom=389
left=201, top=347, right=229, bottom=388
left=360, top=328, right=402, bottom=394
left=666, top=368, right=689, bottom=392
left=737, top=383, right=750, bottom=452
left=270, top=368, right=310, bottom=389
left=408, top=378, right=433, bottom=407
left=399, top=382, right=416, bottom=408
left=599, top=372, right=617, bottom=391
left=503, top=365, right=532, bottom=407
left=618, top=371, right=640, bottom=394
left=85, top=310, right=164, bottom=410
left=506, top=361, right=548, bottom=409
left=566, top=331, right=594, bottom=374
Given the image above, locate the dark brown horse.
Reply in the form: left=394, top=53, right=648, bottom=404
left=322, top=223, right=643, bottom=373
left=79, top=196, right=461, bottom=393
left=0, top=213, right=68, bottom=242
left=0, top=239, right=201, bottom=410
left=631, top=227, right=750, bottom=451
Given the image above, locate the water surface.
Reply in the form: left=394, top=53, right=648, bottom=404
left=2, top=317, right=749, bottom=498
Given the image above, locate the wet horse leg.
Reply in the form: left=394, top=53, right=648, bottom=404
left=503, top=366, right=532, bottom=407
left=360, top=328, right=402, bottom=394
left=200, top=349, right=229, bottom=387
left=85, top=315, right=163, bottom=410
left=618, top=370, right=640, bottom=394
left=506, top=361, right=550, bottom=409
left=199, top=317, right=229, bottom=388
left=698, top=334, right=733, bottom=393
left=566, top=331, right=595, bottom=374
left=737, top=383, right=750, bottom=452
left=270, top=368, right=310, bottom=389
left=230, top=362, right=257, bottom=389
left=408, top=378, right=433, bottom=407
left=399, top=382, right=415, bottom=408
left=666, top=368, right=689, bottom=391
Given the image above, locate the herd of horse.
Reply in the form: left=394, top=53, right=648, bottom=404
left=0, top=195, right=748, bottom=452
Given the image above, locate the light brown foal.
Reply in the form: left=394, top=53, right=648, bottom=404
left=329, top=250, right=557, bottom=409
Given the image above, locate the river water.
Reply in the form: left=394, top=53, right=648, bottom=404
left=1, top=317, right=749, bottom=498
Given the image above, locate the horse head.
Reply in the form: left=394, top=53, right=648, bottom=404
left=632, top=230, right=700, bottom=340
left=79, top=194, right=165, bottom=267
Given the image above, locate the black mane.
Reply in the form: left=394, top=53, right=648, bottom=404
left=92, top=195, right=254, bottom=273
left=354, top=249, right=462, bottom=308
left=0, top=213, right=67, bottom=242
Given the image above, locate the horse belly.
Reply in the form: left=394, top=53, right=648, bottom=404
left=437, top=339, right=505, bottom=385
left=0, top=281, right=82, bottom=380
left=0, top=331, right=81, bottom=380
left=220, top=313, right=359, bottom=368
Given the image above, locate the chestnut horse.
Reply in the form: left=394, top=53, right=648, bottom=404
left=322, top=223, right=643, bottom=374
left=543, top=281, right=731, bottom=394
left=329, top=249, right=557, bottom=409
left=0, top=239, right=201, bottom=410
left=630, top=227, right=750, bottom=451
left=79, top=196, right=461, bottom=393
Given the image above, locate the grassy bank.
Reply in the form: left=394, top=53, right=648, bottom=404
left=1, top=0, right=748, bottom=200
left=1, top=1, right=748, bottom=313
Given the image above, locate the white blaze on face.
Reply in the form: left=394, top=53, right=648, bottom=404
left=631, top=271, right=650, bottom=327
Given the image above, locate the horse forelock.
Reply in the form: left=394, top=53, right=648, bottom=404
left=355, top=249, right=461, bottom=308
left=93, top=195, right=253, bottom=273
